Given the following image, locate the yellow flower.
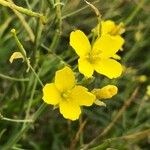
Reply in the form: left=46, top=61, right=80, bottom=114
left=93, top=20, right=125, bottom=37
left=136, top=75, right=147, bottom=83
left=42, top=66, right=96, bottom=121
left=70, top=30, right=124, bottom=78
left=92, top=85, right=118, bottom=99
left=92, top=85, right=118, bottom=107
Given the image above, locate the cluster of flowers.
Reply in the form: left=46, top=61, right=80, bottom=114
left=43, top=20, right=125, bottom=121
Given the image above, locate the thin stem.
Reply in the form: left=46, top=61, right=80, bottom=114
left=29, top=65, right=44, bottom=87
left=62, top=0, right=99, bottom=20
left=49, top=0, right=62, bottom=50
left=25, top=80, right=37, bottom=119
left=47, top=0, right=55, bottom=8
left=0, top=0, right=42, bottom=17
left=84, top=0, right=101, bottom=23
left=0, top=129, right=6, bottom=140
left=8, top=0, right=35, bottom=42
left=31, top=103, right=47, bottom=121
left=124, top=0, right=147, bottom=26
left=11, top=29, right=27, bottom=58
left=0, top=114, right=33, bottom=123
left=55, top=0, right=62, bottom=34
left=25, top=0, right=32, bottom=10
left=70, top=119, right=87, bottom=150
left=41, top=44, right=67, bottom=65
left=89, top=129, right=150, bottom=150
left=22, top=76, right=38, bottom=129
left=84, top=0, right=102, bottom=37
left=134, top=95, right=148, bottom=125
left=12, top=146, right=27, bottom=150
left=11, top=29, right=44, bottom=87
left=33, top=0, right=44, bottom=62
left=2, top=103, right=47, bottom=150
left=0, top=73, right=29, bottom=81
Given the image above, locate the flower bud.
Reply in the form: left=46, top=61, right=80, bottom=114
left=92, top=85, right=118, bottom=99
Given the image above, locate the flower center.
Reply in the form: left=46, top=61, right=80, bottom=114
left=86, top=52, right=101, bottom=64
left=61, top=90, right=71, bottom=100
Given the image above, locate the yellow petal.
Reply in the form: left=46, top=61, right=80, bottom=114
left=92, top=85, right=118, bottom=99
left=78, top=58, right=94, bottom=78
left=92, top=34, right=124, bottom=58
left=59, top=100, right=81, bottom=120
left=70, top=85, right=96, bottom=106
left=101, top=20, right=116, bottom=35
left=42, top=83, right=61, bottom=105
left=70, top=30, right=91, bottom=57
left=112, top=22, right=125, bottom=35
left=94, top=59, right=122, bottom=79
left=92, top=20, right=125, bottom=37
left=9, top=52, right=24, bottom=63
left=55, top=66, right=75, bottom=92
left=112, top=54, right=121, bottom=60
left=102, top=20, right=125, bottom=36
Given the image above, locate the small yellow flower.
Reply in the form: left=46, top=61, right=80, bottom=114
left=136, top=75, right=147, bottom=83
left=42, top=66, right=96, bottom=121
left=93, top=20, right=125, bottom=37
left=70, top=30, right=124, bottom=78
left=92, top=85, right=118, bottom=107
left=92, top=85, right=118, bottom=99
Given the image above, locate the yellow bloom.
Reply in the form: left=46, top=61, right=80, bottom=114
left=42, top=66, right=96, bottom=121
left=93, top=20, right=125, bottom=37
left=92, top=85, right=118, bottom=107
left=70, top=30, right=124, bottom=78
left=92, top=85, right=118, bottom=99
left=136, top=75, right=147, bottom=83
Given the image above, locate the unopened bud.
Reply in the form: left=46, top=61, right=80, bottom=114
left=92, top=85, right=118, bottom=99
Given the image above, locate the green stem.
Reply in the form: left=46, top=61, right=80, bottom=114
left=11, top=29, right=27, bottom=58
left=134, top=96, right=148, bottom=125
left=33, top=0, right=44, bottom=63
left=55, top=0, right=62, bottom=32
left=0, top=73, right=29, bottom=81
left=0, top=0, right=42, bottom=17
left=49, top=0, right=62, bottom=50
left=41, top=44, right=67, bottom=65
left=22, top=74, right=39, bottom=129
left=84, top=0, right=102, bottom=37
left=25, top=0, right=32, bottom=10
left=62, top=0, right=99, bottom=20
left=24, top=79, right=37, bottom=123
left=8, top=0, right=35, bottom=42
left=11, top=29, right=44, bottom=87
left=2, top=103, right=47, bottom=150
left=29, top=65, right=44, bottom=87
left=47, top=0, right=54, bottom=8
left=0, top=114, right=33, bottom=123
left=124, top=0, right=147, bottom=26
left=89, top=129, right=150, bottom=150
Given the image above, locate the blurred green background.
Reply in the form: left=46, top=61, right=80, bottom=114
left=0, top=0, right=150, bottom=149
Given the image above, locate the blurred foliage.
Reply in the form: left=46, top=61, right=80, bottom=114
left=0, top=0, right=150, bottom=150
